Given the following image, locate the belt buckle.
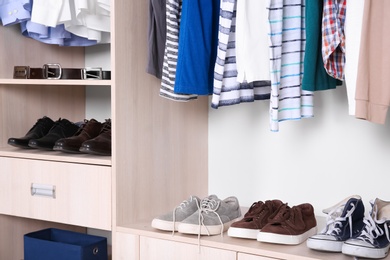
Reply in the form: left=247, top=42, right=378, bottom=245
left=13, top=66, right=30, bottom=79
left=43, top=63, right=62, bottom=79
left=83, top=67, right=102, bottom=80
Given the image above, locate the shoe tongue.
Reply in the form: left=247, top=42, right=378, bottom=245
left=270, top=204, right=290, bottom=223
left=247, top=201, right=264, bottom=215
left=329, top=207, right=343, bottom=219
left=374, top=198, right=390, bottom=221
left=188, top=195, right=197, bottom=200
left=207, top=194, right=219, bottom=200
left=201, top=195, right=220, bottom=211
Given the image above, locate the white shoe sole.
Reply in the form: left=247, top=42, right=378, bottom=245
left=257, top=226, right=317, bottom=245
left=306, top=237, right=343, bottom=252
left=151, top=219, right=177, bottom=231
left=227, top=227, right=259, bottom=239
left=342, top=242, right=390, bottom=259
left=178, top=218, right=240, bottom=235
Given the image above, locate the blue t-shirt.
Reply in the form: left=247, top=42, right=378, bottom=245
left=174, top=0, right=220, bottom=95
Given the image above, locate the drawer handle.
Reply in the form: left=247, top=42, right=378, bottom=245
left=31, top=183, right=56, bottom=199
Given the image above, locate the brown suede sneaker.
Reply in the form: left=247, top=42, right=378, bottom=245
left=257, top=203, right=317, bottom=245
left=227, top=199, right=284, bottom=239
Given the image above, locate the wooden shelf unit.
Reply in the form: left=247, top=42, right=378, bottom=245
left=0, top=1, right=374, bottom=260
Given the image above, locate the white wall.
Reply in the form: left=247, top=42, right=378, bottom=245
left=85, top=44, right=111, bottom=122
left=84, top=45, right=112, bottom=241
left=209, top=85, right=390, bottom=216
left=84, top=43, right=390, bottom=218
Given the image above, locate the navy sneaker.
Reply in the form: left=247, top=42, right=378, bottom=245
left=306, top=195, right=365, bottom=252
left=342, top=198, right=390, bottom=259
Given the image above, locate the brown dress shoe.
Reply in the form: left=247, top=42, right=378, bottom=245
left=28, top=118, right=80, bottom=150
left=79, top=119, right=111, bottom=156
left=8, top=116, right=55, bottom=149
left=53, top=119, right=104, bottom=153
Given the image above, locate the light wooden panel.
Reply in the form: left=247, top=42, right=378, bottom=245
left=0, top=214, right=86, bottom=260
left=115, top=232, right=139, bottom=260
left=0, top=24, right=86, bottom=148
left=0, top=25, right=84, bottom=78
left=0, top=157, right=112, bottom=230
left=0, top=84, right=85, bottom=148
left=119, top=224, right=364, bottom=260
left=113, top=1, right=209, bottom=226
left=238, top=253, right=282, bottom=260
left=140, top=237, right=236, bottom=260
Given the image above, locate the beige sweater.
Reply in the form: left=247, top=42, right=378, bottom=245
left=355, top=0, right=390, bottom=124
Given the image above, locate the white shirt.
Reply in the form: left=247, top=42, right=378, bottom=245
left=344, top=0, right=364, bottom=116
left=30, top=0, right=110, bottom=43
left=235, top=0, right=270, bottom=83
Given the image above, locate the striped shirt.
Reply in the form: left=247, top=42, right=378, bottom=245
left=159, top=0, right=197, bottom=102
left=268, top=0, right=314, bottom=132
left=211, top=0, right=271, bottom=109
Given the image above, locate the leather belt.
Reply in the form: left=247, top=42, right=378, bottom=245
left=13, top=64, right=111, bottom=80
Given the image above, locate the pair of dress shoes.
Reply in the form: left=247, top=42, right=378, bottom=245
left=8, top=116, right=112, bottom=156
left=53, top=118, right=111, bottom=156
left=8, top=117, right=79, bottom=150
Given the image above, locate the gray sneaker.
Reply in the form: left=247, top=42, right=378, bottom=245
left=177, top=195, right=242, bottom=236
left=151, top=195, right=200, bottom=231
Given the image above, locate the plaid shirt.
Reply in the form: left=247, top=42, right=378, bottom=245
left=322, top=0, right=346, bottom=81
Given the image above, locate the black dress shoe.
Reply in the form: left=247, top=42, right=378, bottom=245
left=79, top=119, right=111, bottom=156
left=28, top=118, right=80, bottom=150
left=53, top=118, right=104, bottom=153
left=8, top=116, right=55, bottom=149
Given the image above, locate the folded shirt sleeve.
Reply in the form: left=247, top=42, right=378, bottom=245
left=30, top=0, right=63, bottom=28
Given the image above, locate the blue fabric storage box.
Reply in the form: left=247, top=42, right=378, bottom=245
left=24, top=228, right=108, bottom=260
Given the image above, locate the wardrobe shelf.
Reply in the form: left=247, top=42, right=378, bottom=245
left=116, top=222, right=351, bottom=260
left=0, top=147, right=111, bottom=166
left=0, top=79, right=111, bottom=86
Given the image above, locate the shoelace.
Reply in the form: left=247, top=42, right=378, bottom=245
left=197, top=197, right=224, bottom=237
left=357, top=202, right=390, bottom=245
left=48, top=118, right=66, bottom=132
left=194, top=197, right=224, bottom=252
left=269, top=203, right=290, bottom=223
left=100, top=119, right=111, bottom=133
left=246, top=201, right=271, bottom=222
left=73, top=119, right=88, bottom=136
left=321, top=202, right=355, bottom=238
left=171, top=196, right=199, bottom=236
left=251, top=202, right=269, bottom=223
left=246, top=201, right=264, bottom=216
left=29, top=117, right=49, bottom=131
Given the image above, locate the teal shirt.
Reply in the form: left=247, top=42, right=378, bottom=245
left=302, top=0, right=341, bottom=91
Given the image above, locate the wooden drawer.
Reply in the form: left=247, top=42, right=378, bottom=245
left=238, top=252, right=282, bottom=260
left=140, top=236, right=236, bottom=260
left=115, top=232, right=139, bottom=260
left=0, top=157, right=111, bottom=230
